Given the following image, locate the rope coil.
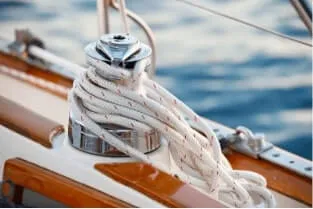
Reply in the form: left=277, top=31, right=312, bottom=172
left=69, top=58, right=276, bottom=207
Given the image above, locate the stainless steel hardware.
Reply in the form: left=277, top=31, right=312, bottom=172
left=69, top=33, right=160, bottom=157
left=208, top=121, right=312, bottom=179
left=85, top=33, right=152, bottom=80
left=68, top=115, right=160, bottom=156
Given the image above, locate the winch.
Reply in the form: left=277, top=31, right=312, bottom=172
left=68, top=33, right=160, bottom=156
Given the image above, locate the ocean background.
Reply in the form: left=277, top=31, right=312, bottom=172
left=0, top=0, right=312, bottom=160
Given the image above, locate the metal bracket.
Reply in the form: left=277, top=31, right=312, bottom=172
left=260, top=146, right=312, bottom=179
left=218, top=126, right=274, bottom=159
left=8, top=29, right=45, bottom=59
left=230, top=138, right=273, bottom=159
left=209, top=122, right=312, bottom=179
left=230, top=126, right=273, bottom=158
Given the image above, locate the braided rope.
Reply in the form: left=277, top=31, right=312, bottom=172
left=69, top=59, right=276, bottom=207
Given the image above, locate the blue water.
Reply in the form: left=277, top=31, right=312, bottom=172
left=0, top=0, right=312, bottom=160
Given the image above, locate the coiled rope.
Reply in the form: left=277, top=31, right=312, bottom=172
left=69, top=56, right=275, bottom=207
left=67, top=0, right=276, bottom=207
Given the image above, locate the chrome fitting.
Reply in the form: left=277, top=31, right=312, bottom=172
left=208, top=123, right=312, bottom=178
left=229, top=126, right=273, bottom=158
left=84, top=33, right=152, bottom=80
left=8, top=29, right=45, bottom=59
left=68, top=33, right=160, bottom=157
left=68, top=115, right=160, bottom=156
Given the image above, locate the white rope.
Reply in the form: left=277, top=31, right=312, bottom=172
left=69, top=59, right=276, bottom=207
left=97, top=0, right=110, bottom=36
left=18, top=1, right=275, bottom=206
left=111, top=0, right=157, bottom=77
left=118, top=0, right=129, bottom=33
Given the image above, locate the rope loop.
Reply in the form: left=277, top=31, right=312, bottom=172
left=69, top=59, right=276, bottom=207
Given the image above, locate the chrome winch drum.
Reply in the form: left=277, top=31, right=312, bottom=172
left=68, top=33, right=161, bottom=156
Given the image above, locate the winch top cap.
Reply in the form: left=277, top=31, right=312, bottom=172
left=85, top=33, right=151, bottom=67
left=99, top=33, right=139, bottom=47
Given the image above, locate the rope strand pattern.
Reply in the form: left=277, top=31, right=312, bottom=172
left=69, top=59, right=276, bottom=207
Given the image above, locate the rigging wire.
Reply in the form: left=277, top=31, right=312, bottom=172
left=111, top=0, right=157, bottom=77
left=176, top=0, right=312, bottom=48
left=97, top=0, right=110, bottom=36
left=118, top=0, right=129, bottom=33
left=289, top=0, right=312, bottom=34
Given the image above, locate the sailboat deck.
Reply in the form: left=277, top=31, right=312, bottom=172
left=0, top=69, right=311, bottom=207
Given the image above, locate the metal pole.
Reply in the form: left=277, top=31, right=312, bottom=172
left=289, top=0, right=312, bottom=35
left=97, top=0, right=110, bottom=37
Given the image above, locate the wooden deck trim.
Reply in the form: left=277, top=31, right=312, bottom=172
left=0, top=95, right=64, bottom=148
left=2, top=158, right=133, bottom=207
left=0, top=51, right=71, bottom=99
left=95, top=162, right=226, bottom=208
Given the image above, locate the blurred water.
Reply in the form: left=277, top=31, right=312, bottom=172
left=0, top=0, right=312, bottom=159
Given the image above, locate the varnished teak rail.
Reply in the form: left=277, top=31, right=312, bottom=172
left=0, top=95, right=64, bottom=148
left=2, top=158, right=133, bottom=207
